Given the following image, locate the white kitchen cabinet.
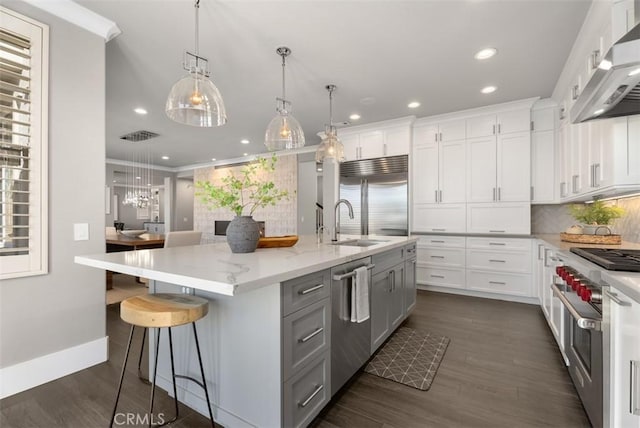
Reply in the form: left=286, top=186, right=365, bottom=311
left=607, top=285, right=640, bottom=428
left=413, top=121, right=466, bottom=205
left=467, top=131, right=531, bottom=203
left=412, top=203, right=466, bottom=233
left=466, top=202, right=531, bottom=235
left=466, top=109, right=530, bottom=139
left=339, top=118, right=413, bottom=161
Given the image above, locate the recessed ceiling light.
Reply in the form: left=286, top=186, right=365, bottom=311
left=161, top=155, right=169, bottom=160
left=628, top=67, right=640, bottom=77
left=211, top=158, right=217, bottom=161
left=349, top=114, right=361, bottom=121
left=474, top=48, right=497, bottom=60
left=134, top=107, right=147, bottom=115
left=593, top=108, right=605, bottom=116
left=481, top=86, right=497, bottom=94
left=407, top=101, right=421, bottom=109
left=241, top=139, right=250, bottom=144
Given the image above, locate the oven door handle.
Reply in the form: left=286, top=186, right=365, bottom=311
left=551, top=283, right=601, bottom=331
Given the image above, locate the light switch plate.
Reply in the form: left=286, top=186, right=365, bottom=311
left=74, top=223, right=89, bottom=241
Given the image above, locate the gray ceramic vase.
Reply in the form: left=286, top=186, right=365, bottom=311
left=226, top=216, right=260, bottom=253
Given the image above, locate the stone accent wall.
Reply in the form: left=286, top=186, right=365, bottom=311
left=193, top=155, right=298, bottom=243
left=532, top=196, right=640, bottom=243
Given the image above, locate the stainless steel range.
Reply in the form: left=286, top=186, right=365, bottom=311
left=554, top=247, right=640, bottom=428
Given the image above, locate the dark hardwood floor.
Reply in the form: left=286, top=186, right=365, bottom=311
left=0, top=291, right=590, bottom=428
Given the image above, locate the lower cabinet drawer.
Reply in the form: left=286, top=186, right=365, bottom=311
left=416, top=265, right=465, bottom=289
left=466, top=249, right=531, bottom=273
left=283, top=298, right=330, bottom=380
left=466, top=270, right=532, bottom=297
left=283, top=350, right=331, bottom=428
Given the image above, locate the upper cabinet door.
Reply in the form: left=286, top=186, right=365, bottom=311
left=497, top=131, right=531, bottom=202
left=467, top=136, right=497, bottom=202
left=497, top=109, right=531, bottom=135
left=440, top=140, right=466, bottom=203
left=439, top=119, right=466, bottom=142
left=466, top=114, right=496, bottom=139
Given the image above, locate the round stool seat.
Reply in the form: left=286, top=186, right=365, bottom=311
left=120, top=293, right=209, bottom=328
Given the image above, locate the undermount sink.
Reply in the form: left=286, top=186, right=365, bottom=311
left=332, top=239, right=389, bottom=247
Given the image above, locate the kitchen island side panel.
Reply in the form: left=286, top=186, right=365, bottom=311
left=152, top=280, right=282, bottom=427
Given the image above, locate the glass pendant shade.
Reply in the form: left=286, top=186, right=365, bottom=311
left=265, top=106, right=305, bottom=151
left=315, top=126, right=345, bottom=163
left=166, top=71, right=227, bottom=127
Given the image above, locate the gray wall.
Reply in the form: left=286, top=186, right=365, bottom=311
left=0, top=4, right=106, bottom=368
left=175, top=177, right=194, bottom=231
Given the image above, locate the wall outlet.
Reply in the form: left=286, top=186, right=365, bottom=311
left=73, top=223, right=89, bottom=241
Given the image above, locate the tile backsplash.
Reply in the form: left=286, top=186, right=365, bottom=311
left=532, top=196, right=640, bottom=243
left=194, top=155, right=298, bottom=243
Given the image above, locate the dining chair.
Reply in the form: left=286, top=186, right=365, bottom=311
left=164, top=230, right=202, bottom=248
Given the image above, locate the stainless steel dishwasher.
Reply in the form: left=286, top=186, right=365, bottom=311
left=330, top=257, right=374, bottom=396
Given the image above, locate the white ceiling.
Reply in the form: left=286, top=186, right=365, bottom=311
left=78, top=0, right=591, bottom=169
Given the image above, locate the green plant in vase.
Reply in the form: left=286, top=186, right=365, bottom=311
left=196, top=155, right=290, bottom=253
left=568, top=200, right=625, bottom=234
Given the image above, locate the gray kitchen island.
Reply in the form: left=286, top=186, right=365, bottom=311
left=76, top=234, right=417, bottom=427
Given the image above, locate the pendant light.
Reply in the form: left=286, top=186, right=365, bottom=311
left=315, top=85, right=345, bottom=163
left=166, top=0, right=227, bottom=127
left=264, top=47, right=305, bottom=151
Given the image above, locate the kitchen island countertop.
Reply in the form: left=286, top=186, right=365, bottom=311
left=75, top=234, right=417, bottom=296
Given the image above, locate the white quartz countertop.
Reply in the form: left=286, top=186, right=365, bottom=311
left=75, top=235, right=417, bottom=296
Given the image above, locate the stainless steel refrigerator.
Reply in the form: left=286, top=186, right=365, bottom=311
left=338, top=155, right=408, bottom=236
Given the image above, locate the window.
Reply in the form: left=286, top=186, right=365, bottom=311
left=0, top=7, right=48, bottom=279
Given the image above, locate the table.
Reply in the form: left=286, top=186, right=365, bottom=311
left=105, top=233, right=165, bottom=288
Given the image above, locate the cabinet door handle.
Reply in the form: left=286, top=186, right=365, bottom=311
left=298, top=283, right=325, bottom=295
left=299, top=327, right=324, bottom=343
left=604, top=290, right=632, bottom=306
left=489, top=259, right=506, bottom=263
left=299, top=384, right=324, bottom=408
left=430, top=274, right=445, bottom=279
left=591, top=49, right=600, bottom=70
left=489, top=281, right=506, bottom=285
left=631, top=361, right=640, bottom=415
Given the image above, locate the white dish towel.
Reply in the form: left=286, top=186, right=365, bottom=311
left=351, top=266, right=370, bottom=323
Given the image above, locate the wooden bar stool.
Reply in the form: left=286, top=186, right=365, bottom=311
left=110, top=293, right=215, bottom=427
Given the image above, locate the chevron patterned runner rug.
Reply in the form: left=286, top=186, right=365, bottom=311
left=364, top=327, right=450, bottom=391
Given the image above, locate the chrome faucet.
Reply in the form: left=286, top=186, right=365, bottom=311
left=332, top=199, right=354, bottom=242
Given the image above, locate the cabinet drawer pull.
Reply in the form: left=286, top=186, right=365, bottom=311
left=430, top=255, right=445, bottom=259
left=631, top=360, right=640, bottom=415
left=489, top=259, right=506, bottom=263
left=604, top=290, right=631, bottom=307
left=430, top=274, right=445, bottom=278
left=489, top=281, right=506, bottom=285
left=299, top=327, right=324, bottom=343
left=298, top=283, right=325, bottom=295
left=299, top=384, right=324, bottom=408
left=489, top=242, right=506, bottom=246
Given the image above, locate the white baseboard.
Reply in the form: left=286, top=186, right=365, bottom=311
left=0, top=336, right=108, bottom=399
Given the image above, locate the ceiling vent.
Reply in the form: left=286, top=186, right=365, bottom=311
left=119, top=130, right=159, bottom=142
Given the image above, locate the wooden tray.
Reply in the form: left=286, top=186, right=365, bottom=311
left=257, top=235, right=299, bottom=248
left=560, top=232, right=621, bottom=245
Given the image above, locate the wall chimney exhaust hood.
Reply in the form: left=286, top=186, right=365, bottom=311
left=571, top=2, right=640, bottom=123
